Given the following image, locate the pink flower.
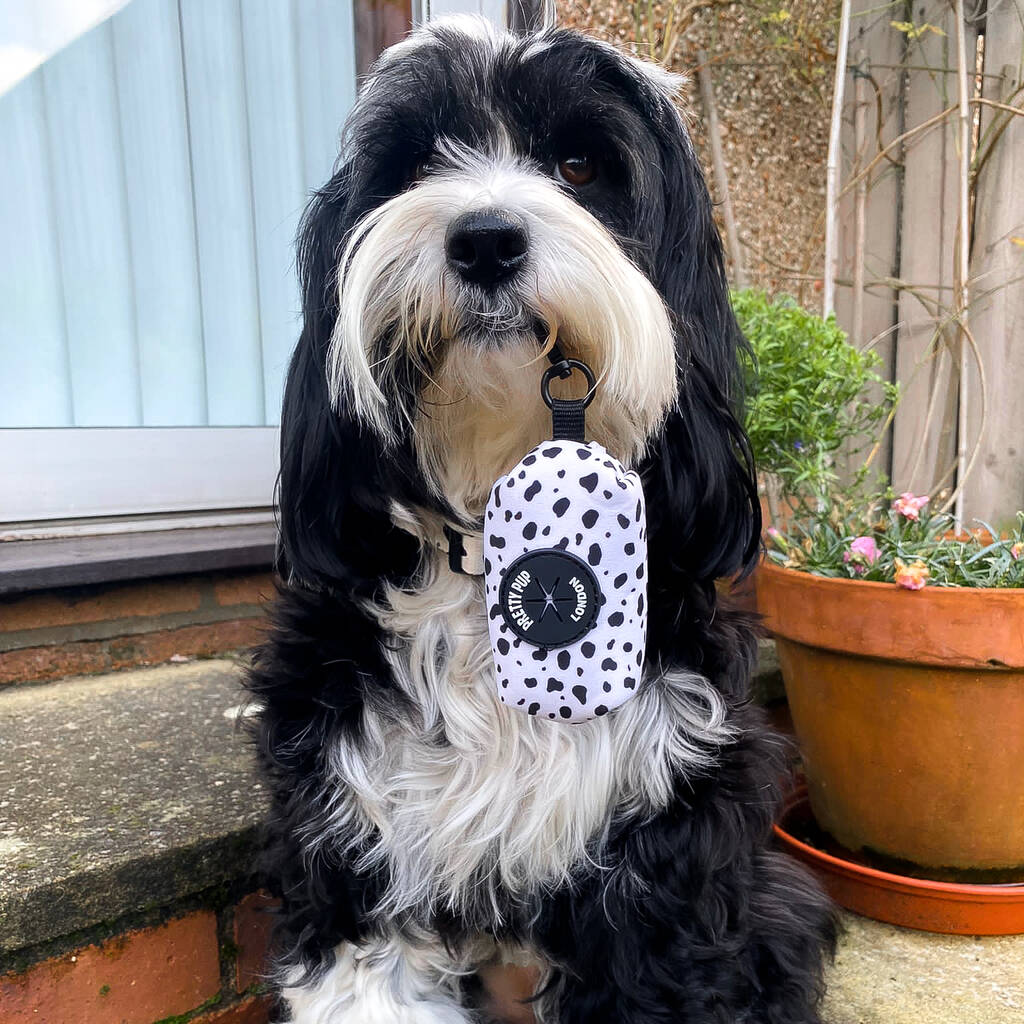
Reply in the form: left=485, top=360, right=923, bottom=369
left=893, top=492, right=930, bottom=521
left=843, top=535, right=879, bottom=574
left=894, top=558, right=930, bottom=590
left=1011, top=542, right=1023, bottom=560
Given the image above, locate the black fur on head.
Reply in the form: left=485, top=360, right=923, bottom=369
left=277, top=19, right=760, bottom=619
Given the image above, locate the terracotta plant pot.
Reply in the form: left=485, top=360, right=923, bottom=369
left=757, top=561, right=1024, bottom=873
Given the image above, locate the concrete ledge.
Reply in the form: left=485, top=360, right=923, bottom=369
left=0, top=660, right=268, bottom=958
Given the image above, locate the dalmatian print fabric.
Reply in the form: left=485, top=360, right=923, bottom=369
left=484, top=439, right=648, bottom=724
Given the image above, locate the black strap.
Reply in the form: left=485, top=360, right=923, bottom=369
left=443, top=524, right=466, bottom=575
left=551, top=398, right=587, bottom=442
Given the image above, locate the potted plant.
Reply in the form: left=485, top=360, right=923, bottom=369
left=734, top=289, right=1024, bottom=932
left=759, top=498, right=1024, bottom=873
left=731, top=288, right=896, bottom=524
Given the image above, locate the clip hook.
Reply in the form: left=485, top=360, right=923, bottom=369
left=540, top=359, right=597, bottom=410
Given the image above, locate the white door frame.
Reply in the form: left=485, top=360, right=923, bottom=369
left=0, top=428, right=278, bottom=527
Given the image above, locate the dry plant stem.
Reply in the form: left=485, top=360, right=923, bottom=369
left=953, top=0, right=972, bottom=529
left=862, top=308, right=988, bottom=518
left=823, top=0, right=853, bottom=316
left=839, top=103, right=958, bottom=201
left=971, top=90, right=1024, bottom=182
left=939, top=320, right=987, bottom=516
left=838, top=97, right=1023, bottom=206
left=697, top=49, right=747, bottom=287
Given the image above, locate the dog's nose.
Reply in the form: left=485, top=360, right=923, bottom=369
left=445, top=209, right=529, bottom=288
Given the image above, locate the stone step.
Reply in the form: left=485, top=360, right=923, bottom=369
left=0, top=659, right=267, bottom=958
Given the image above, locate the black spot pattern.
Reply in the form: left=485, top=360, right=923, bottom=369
left=482, top=439, right=648, bottom=723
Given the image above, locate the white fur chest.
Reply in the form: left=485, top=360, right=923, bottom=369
left=323, top=551, right=733, bottom=921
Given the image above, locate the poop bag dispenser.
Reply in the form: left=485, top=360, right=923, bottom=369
left=484, top=356, right=647, bottom=723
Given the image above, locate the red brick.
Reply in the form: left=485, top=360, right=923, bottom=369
left=0, top=912, right=220, bottom=1024
left=0, top=618, right=266, bottom=684
left=213, top=573, right=275, bottom=610
left=0, top=579, right=202, bottom=633
left=194, top=995, right=273, bottom=1024
left=233, top=892, right=279, bottom=993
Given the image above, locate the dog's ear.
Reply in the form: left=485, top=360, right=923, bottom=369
left=639, top=96, right=761, bottom=603
left=276, top=172, right=421, bottom=594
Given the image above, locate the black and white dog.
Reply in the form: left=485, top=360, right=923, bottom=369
left=248, top=14, right=834, bottom=1023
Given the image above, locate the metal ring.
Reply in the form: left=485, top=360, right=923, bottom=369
left=541, top=359, right=597, bottom=409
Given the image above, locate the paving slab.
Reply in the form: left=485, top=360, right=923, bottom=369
left=3, top=659, right=1021, bottom=1024
left=0, top=660, right=268, bottom=954
left=824, top=912, right=1024, bottom=1024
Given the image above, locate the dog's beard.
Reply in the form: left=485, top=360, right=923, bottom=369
left=327, top=143, right=677, bottom=517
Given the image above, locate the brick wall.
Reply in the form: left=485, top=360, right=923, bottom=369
left=0, top=571, right=274, bottom=685
left=0, top=892, right=278, bottom=1024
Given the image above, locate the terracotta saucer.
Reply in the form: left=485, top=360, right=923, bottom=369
left=775, top=787, right=1024, bottom=935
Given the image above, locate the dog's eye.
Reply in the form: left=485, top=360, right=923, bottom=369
left=555, top=155, right=596, bottom=187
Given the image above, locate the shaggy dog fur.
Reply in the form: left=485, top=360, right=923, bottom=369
left=247, top=15, right=836, bottom=1023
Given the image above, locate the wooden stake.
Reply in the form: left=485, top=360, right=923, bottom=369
left=953, top=0, right=972, bottom=528
left=851, top=51, right=868, bottom=347
left=697, top=50, right=747, bottom=287
left=823, top=0, right=852, bottom=317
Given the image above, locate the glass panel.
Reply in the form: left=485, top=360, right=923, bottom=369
left=0, top=0, right=359, bottom=431
left=114, top=0, right=207, bottom=425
